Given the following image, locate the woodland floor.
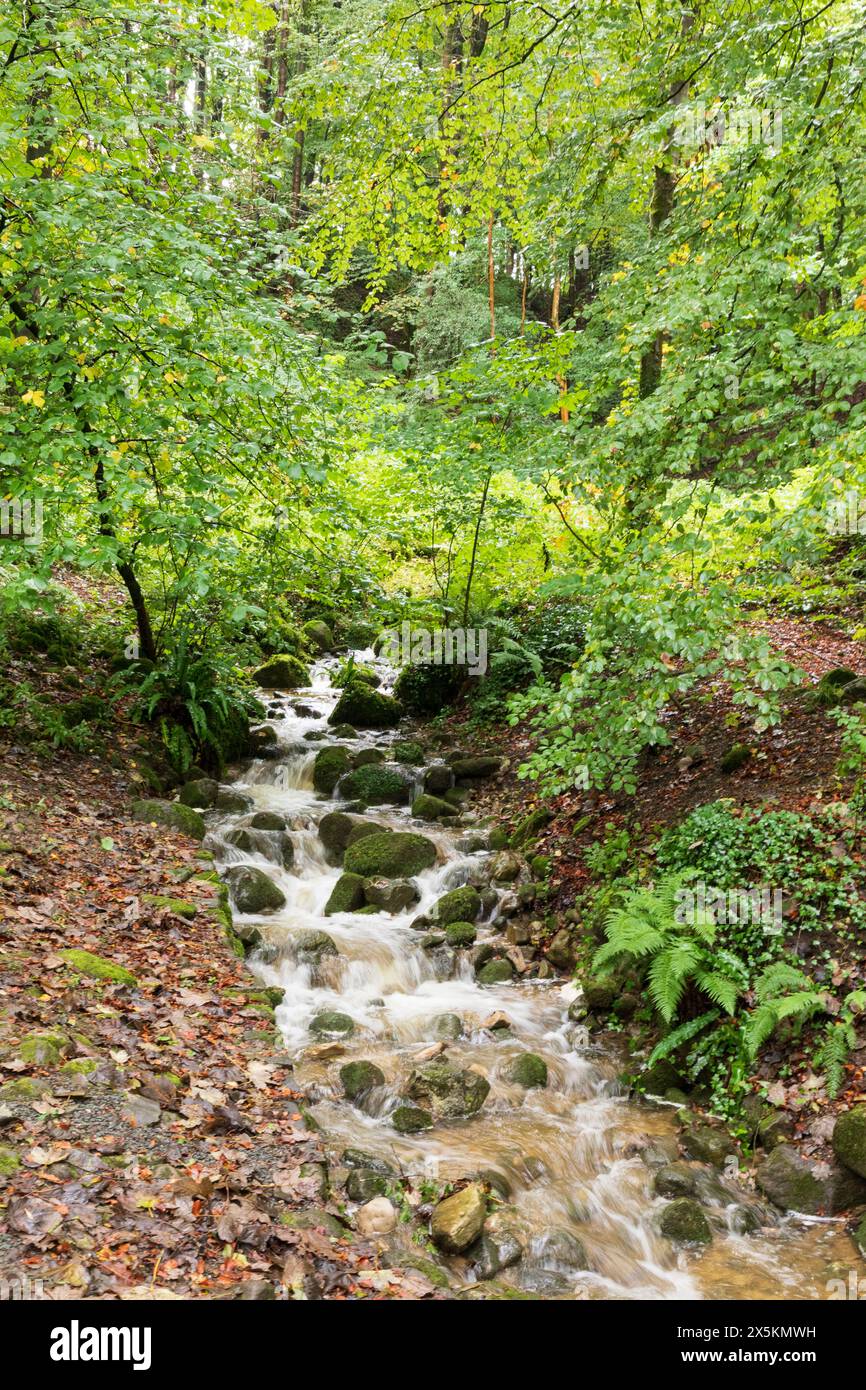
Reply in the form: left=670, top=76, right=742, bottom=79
left=0, top=611, right=864, bottom=1296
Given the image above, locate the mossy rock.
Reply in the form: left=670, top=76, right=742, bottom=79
left=224, top=827, right=294, bottom=869
left=653, top=1163, right=699, bottom=1199
left=346, top=1168, right=389, bottom=1202
left=477, top=958, right=513, bottom=985
left=338, top=763, right=412, bottom=805
left=331, top=723, right=357, bottom=739
left=178, top=777, right=219, bottom=808
left=0, top=1077, right=48, bottom=1102
left=352, top=747, right=385, bottom=767
left=132, top=799, right=205, bottom=840
left=363, top=877, right=419, bottom=912
left=720, top=743, right=752, bottom=773
left=58, top=951, right=137, bottom=988
left=224, top=865, right=286, bottom=914
left=445, top=921, right=477, bottom=948
left=451, top=756, right=502, bottom=779
left=433, top=885, right=481, bottom=925
left=509, top=1053, right=548, bottom=1088
left=303, top=619, right=334, bottom=653
left=294, top=929, right=338, bottom=965
left=433, top=1013, right=464, bottom=1040
left=393, top=663, right=461, bottom=715
left=431, top=1183, right=487, bottom=1254
left=60, top=1057, right=98, bottom=1075
left=407, top=1060, right=490, bottom=1118
left=340, top=1060, right=385, bottom=1101
left=18, top=1028, right=74, bottom=1065
left=215, top=789, right=252, bottom=813
left=335, top=662, right=380, bottom=689
left=411, top=793, right=453, bottom=822
left=833, top=1107, right=866, bottom=1179
left=253, top=654, right=310, bottom=689
left=317, top=811, right=380, bottom=863
left=142, top=894, right=197, bottom=920
left=324, top=872, right=366, bottom=915
left=313, top=745, right=352, bottom=794
left=392, top=740, right=425, bottom=765
left=391, top=1104, right=433, bottom=1134
left=310, top=1011, right=355, bottom=1037
left=328, top=683, right=401, bottom=730
left=278, top=1209, right=345, bottom=1239
left=0, top=1145, right=21, bottom=1177
left=659, top=1198, right=712, bottom=1245
left=343, top=831, right=436, bottom=878
left=510, top=806, right=553, bottom=848
left=250, top=811, right=288, bottom=831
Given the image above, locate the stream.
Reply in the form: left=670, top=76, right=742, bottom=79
left=208, top=649, right=852, bottom=1300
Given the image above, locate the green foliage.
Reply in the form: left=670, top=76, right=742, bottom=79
left=126, top=638, right=260, bottom=777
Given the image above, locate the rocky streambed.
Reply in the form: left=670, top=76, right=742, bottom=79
left=198, top=649, right=857, bottom=1299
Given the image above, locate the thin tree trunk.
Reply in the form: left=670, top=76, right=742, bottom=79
left=487, top=212, right=496, bottom=351
left=463, top=467, right=493, bottom=628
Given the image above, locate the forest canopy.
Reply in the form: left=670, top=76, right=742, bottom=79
left=2, top=0, right=866, bottom=791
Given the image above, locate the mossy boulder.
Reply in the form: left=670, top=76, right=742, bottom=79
left=253, top=654, right=310, bottom=689
left=224, top=865, right=286, bottom=914
left=434, top=1013, right=464, bottom=1040
left=832, top=1107, right=866, bottom=1179
left=509, top=1053, right=548, bottom=1089
left=290, top=931, right=337, bottom=969
left=317, top=811, right=381, bottom=863
left=343, top=831, right=436, bottom=878
left=433, top=885, right=481, bottom=925
left=346, top=1169, right=389, bottom=1202
left=224, top=827, right=294, bottom=869
left=392, top=740, right=425, bottom=765
left=720, top=743, right=752, bottom=773
left=351, top=747, right=385, bottom=767
left=510, top=806, right=553, bottom=848
left=391, top=1105, right=433, bottom=1134
left=328, top=683, right=401, bottom=730
left=444, top=921, right=477, bottom=948
left=477, top=958, right=514, bottom=985
left=303, top=619, right=334, bottom=653
left=313, top=745, right=352, bottom=794
left=659, top=1198, right=712, bottom=1245
left=250, top=810, right=288, bottom=831
left=756, top=1145, right=839, bottom=1214
left=406, top=1060, right=490, bottom=1118
left=653, top=1163, right=699, bottom=1198
left=431, top=1183, right=486, bottom=1254
left=178, top=777, right=219, bottom=808
left=411, top=793, right=454, bottom=822
left=393, top=662, right=461, bottom=715
left=581, top=976, right=618, bottom=1010
left=363, top=877, right=420, bottom=912
left=18, top=1028, right=74, bottom=1066
left=423, top=764, right=453, bottom=794
left=338, top=763, right=412, bottom=804
left=58, top=952, right=137, bottom=988
left=681, top=1124, right=737, bottom=1169
left=451, top=756, right=502, bottom=780
left=340, top=1060, right=385, bottom=1101
left=310, top=1011, right=355, bottom=1037
left=131, top=799, right=205, bottom=840
left=324, top=872, right=366, bottom=915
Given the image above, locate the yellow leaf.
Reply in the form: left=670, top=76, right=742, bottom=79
left=592, top=71, right=602, bottom=87
left=21, top=389, right=45, bottom=408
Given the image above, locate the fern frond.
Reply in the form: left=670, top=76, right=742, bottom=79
left=695, top=969, right=741, bottom=1016
left=646, top=1010, right=720, bottom=1067
left=648, top=941, right=699, bottom=1023
left=754, top=962, right=812, bottom=1002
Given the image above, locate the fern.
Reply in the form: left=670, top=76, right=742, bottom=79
left=815, top=1021, right=855, bottom=1099
left=646, top=1010, right=720, bottom=1067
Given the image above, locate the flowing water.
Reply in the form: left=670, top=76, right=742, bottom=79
left=208, top=651, right=853, bottom=1300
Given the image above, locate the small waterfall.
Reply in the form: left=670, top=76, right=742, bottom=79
left=205, top=650, right=853, bottom=1300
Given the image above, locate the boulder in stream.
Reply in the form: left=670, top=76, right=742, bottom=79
left=294, top=929, right=338, bottom=965
left=310, top=1011, right=355, bottom=1037
left=343, top=831, right=437, bottom=878
left=340, top=1060, right=385, bottom=1101
left=391, top=1105, right=433, bottom=1134
left=313, top=745, right=351, bottom=794
left=406, top=1059, right=490, bottom=1118
left=363, top=877, right=420, bottom=912
left=223, top=865, right=286, bottom=914
left=337, top=763, right=413, bottom=805
left=832, top=1106, right=866, bottom=1179
left=131, top=799, right=205, bottom=840
left=328, top=684, right=401, bottom=729
left=658, top=1198, right=713, bottom=1245
left=253, top=654, right=310, bottom=689
left=324, top=872, right=366, bottom=915
left=432, top=885, right=481, bottom=924
left=508, top=1053, right=548, bottom=1089
left=430, top=1183, right=487, bottom=1254
left=225, top=826, right=294, bottom=869
left=179, top=777, right=219, bottom=808
left=423, top=763, right=453, bottom=794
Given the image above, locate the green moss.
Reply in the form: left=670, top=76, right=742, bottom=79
left=60, top=1057, right=98, bottom=1075
left=392, top=740, right=425, bottom=765
left=445, top=921, right=477, bottom=948
left=59, top=949, right=137, bottom=987
left=411, top=793, right=454, bottom=821
left=328, top=682, right=401, bottom=730
left=141, top=894, right=197, bottom=919
left=253, top=654, right=311, bottom=689
left=313, top=745, right=352, bottom=794
left=343, top=831, right=437, bottom=878
left=324, top=872, right=366, bottom=915
left=18, top=1029, right=73, bottom=1065
left=303, top=619, right=334, bottom=653
left=131, top=799, right=206, bottom=840
left=338, top=763, right=411, bottom=804
left=433, top=885, right=481, bottom=924
left=0, top=1145, right=21, bottom=1177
